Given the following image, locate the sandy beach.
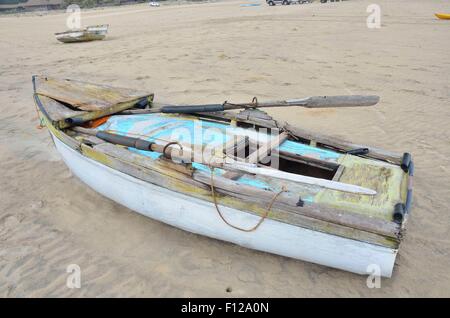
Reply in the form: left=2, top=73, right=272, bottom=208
left=1, top=0, right=449, bottom=297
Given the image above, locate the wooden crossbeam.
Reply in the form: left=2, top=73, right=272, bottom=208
left=222, top=132, right=289, bottom=180
left=223, top=135, right=248, bottom=160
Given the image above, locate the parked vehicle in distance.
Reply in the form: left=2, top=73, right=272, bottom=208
left=149, top=1, right=160, bottom=6
left=267, top=0, right=310, bottom=5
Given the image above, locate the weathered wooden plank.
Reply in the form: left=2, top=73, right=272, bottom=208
left=92, top=143, right=202, bottom=187
left=332, top=165, right=346, bottom=182
left=35, top=75, right=154, bottom=111
left=157, top=157, right=194, bottom=176
left=223, top=132, right=288, bottom=180
left=278, top=151, right=338, bottom=171
left=249, top=132, right=289, bottom=163
left=38, top=95, right=87, bottom=122
left=223, top=162, right=376, bottom=195
left=283, top=124, right=403, bottom=164
left=74, top=133, right=106, bottom=146
left=59, top=98, right=153, bottom=128
left=223, top=135, right=248, bottom=158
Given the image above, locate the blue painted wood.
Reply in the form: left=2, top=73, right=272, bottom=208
left=96, top=114, right=342, bottom=189
left=279, top=140, right=341, bottom=161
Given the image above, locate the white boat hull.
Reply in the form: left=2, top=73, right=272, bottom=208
left=52, top=133, right=397, bottom=277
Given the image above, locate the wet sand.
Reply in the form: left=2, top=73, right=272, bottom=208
left=0, top=0, right=449, bottom=297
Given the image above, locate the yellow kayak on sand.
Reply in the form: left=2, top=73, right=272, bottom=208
left=435, top=13, right=450, bottom=20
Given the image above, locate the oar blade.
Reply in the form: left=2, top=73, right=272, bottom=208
left=287, top=95, right=380, bottom=108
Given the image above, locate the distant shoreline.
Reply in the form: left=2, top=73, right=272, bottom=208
left=0, top=0, right=223, bottom=16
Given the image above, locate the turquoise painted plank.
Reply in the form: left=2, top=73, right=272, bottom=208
left=279, top=140, right=341, bottom=162
left=96, top=114, right=338, bottom=191
left=97, top=114, right=273, bottom=148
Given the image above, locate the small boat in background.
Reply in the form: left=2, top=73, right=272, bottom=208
left=435, top=13, right=450, bottom=20
left=55, top=24, right=109, bottom=43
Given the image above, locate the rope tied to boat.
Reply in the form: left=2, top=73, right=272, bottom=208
left=33, top=96, right=45, bottom=129
left=208, top=155, right=287, bottom=232
left=223, top=96, right=259, bottom=109
left=162, top=141, right=184, bottom=159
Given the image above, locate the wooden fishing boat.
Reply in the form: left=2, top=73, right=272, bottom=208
left=55, top=25, right=109, bottom=43
left=435, top=13, right=450, bottom=20
left=32, top=75, right=413, bottom=277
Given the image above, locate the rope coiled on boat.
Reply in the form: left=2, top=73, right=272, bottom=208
left=222, top=96, right=259, bottom=109
left=33, top=98, right=45, bottom=129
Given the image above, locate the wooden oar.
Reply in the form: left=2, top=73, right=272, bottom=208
left=71, top=127, right=377, bottom=195
left=120, top=95, right=380, bottom=115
